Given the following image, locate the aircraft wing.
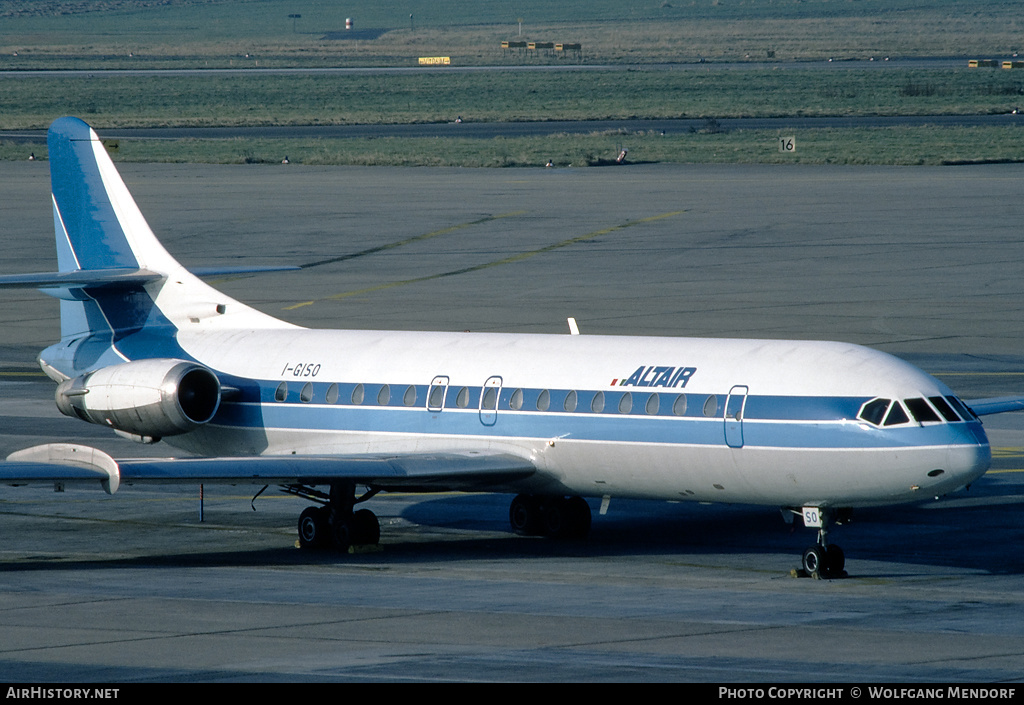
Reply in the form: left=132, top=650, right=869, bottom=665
left=964, top=395, right=1024, bottom=416
left=1, top=443, right=536, bottom=494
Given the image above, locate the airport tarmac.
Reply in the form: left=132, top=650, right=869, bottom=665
left=1, top=162, right=1023, bottom=682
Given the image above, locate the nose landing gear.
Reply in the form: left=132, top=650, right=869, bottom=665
left=796, top=506, right=849, bottom=579
left=801, top=541, right=845, bottom=579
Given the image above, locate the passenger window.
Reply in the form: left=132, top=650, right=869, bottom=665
left=618, top=392, right=632, bottom=414
left=645, top=393, right=660, bottom=415
left=672, top=394, right=687, bottom=416
left=929, top=396, right=960, bottom=422
left=429, top=384, right=445, bottom=408
left=351, top=383, right=364, bottom=405
left=537, top=389, right=550, bottom=411
left=591, top=391, right=605, bottom=413
left=858, top=398, right=890, bottom=426
left=326, top=383, right=339, bottom=404
left=904, top=398, right=940, bottom=423
left=703, top=394, right=718, bottom=418
left=510, top=388, right=524, bottom=410
left=481, top=386, right=497, bottom=410
left=403, top=385, right=417, bottom=406
left=275, top=382, right=288, bottom=402
left=456, top=387, right=470, bottom=408
left=883, top=401, right=910, bottom=426
left=300, top=382, right=313, bottom=403
left=377, top=384, right=391, bottom=405
left=564, top=390, right=578, bottom=412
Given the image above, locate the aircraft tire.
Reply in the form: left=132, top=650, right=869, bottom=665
left=825, top=544, right=846, bottom=576
left=564, top=496, right=592, bottom=539
left=540, top=496, right=591, bottom=539
left=298, top=506, right=330, bottom=549
left=509, top=494, right=541, bottom=535
left=331, top=519, right=351, bottom=552
left=801, top=545, right=827, bottom=577
left=541, top=498, right=570, bottom=538
left=351, top=508, right=380, bottom=546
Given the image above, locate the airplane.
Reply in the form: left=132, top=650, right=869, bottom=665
left=0, top=116, right=1021, bottom=578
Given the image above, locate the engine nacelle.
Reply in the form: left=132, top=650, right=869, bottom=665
left=55, top=359, right=221, bottom=439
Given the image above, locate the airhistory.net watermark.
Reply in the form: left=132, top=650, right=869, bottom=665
left=6, top=689, right=119, bottom=700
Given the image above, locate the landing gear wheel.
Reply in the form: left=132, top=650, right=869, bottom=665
left=564, top=496, right=592, bottom=539
left=801, top=544, right=845, bottom=578
left=801, top=545, right=827, bottom=578
left=298, top=506, right=330, bottom=549
left=331, top=518, right=351, bottom=552
left=510, top=495, right=592, bottom=539
left=509, top=494, right=541, bottom=536
left=541, top=498, right=570, bottom=538
left=544, top=496, right=591, bottom=539
left=350, top=508, right=380, bottom=546
left=825, top=544, right=846, bottom=576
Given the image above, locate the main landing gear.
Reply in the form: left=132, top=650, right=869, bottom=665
left=797, top=507, right=850, bottom=579
left=290, top=482, right=381, bottom=552
left=509, top=494, right=592, bottom=539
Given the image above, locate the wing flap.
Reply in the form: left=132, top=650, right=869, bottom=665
left=2, top=444, right=535, bottom=494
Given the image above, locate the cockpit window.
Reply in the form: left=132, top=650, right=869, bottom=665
left=858, top=398, right=890, bottom=426
left=928, top=396, right=961, bottom=422
left=883, top=401, right=910, bottom=426
left=904, top=398, right=941, bottom=424
left=859, top=398, right=918, bottom=427
left=945, top=395, right=978, bottom=421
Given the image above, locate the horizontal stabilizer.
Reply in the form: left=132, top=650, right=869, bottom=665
left=0, top=268, right=163, bottom=289
left=0, top=266, right=299, bottom=290
left=3, top=444, right=535, bottom=494
left=964, top=395, right=1024, bottom=416
left=189, top=265, right=300, bottom=277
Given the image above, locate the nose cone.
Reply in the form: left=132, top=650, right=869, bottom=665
left=945, top=422, right=991, bottom=491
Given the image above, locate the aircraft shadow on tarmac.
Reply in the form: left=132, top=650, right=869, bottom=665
left=4, top=490, right=1020, bottom=576
left=399, top=492, right=1024, bottom=575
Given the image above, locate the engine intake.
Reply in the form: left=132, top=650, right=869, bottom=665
left=56, top=358, right=221, bottom=438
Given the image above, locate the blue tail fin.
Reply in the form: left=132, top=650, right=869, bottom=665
left=49, top=116, right=162, bottom=274
left=17, top=117, right=296, bottom=380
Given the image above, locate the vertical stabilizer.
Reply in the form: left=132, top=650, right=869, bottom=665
left=38, top=117, right=295, bottom=379
left=48, top=116, right=178, bottom=274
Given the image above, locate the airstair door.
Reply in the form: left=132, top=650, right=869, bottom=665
left=724, top=385, right=749, bottom=448
left=479, top=376, right=502, bottom=426
left=427, top=376, right=448, bottom=412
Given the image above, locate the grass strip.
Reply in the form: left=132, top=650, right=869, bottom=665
left=1, top=69, right=1023, bottom=130
left=4, top=125, right=1020, bottom=167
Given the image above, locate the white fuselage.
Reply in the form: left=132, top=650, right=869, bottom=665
left=158, top=326, right=991, bottom=509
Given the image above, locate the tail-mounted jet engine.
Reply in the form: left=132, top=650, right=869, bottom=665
left=55, top=358, right=221, bottom=440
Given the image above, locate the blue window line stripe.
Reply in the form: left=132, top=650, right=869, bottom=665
left=214, top=400, right=985, bottom=450
left=250, top=379, right=869, bottom=421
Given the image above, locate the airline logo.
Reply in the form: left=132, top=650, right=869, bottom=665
left=612, top=366, right=696, bottom=388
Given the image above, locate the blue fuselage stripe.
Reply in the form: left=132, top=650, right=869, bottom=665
left=211, top=384, right=985, bottom=451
